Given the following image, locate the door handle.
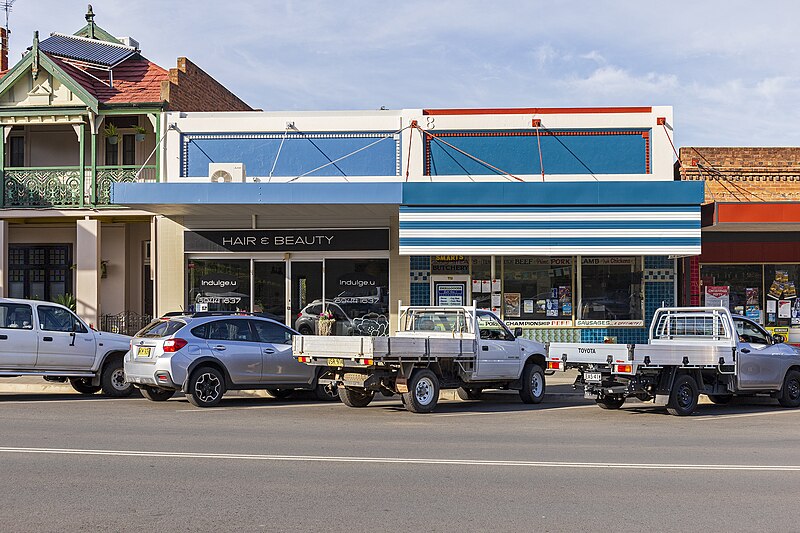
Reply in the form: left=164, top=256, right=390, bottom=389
left=263, top=348, right=276, bottom=354
left=481, top=346, right=488, bottom=351
left=0, top=334, right=7, bottom=340
left=43, top=336, right=53, bottom=342
left=212, top=345, right=226, bottom=351
left=741, top=348, right=750, bottom=354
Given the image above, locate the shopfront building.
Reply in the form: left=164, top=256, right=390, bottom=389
left=678, top=148, right=800, bottom=345
left=114, top=106, right=702, bottom=341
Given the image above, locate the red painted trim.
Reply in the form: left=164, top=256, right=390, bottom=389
left=715, top=203, right=800, bottom=224
left=427, top=130, right=647, bottom=138
left=422, top=107, right=653, bottom=116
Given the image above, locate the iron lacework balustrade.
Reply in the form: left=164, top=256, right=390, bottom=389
left=2, top=165, right=157, bottom=208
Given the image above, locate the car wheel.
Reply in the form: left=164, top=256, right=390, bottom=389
left=298, top=325, right=313, bottom=335
left=456, top=387, right=483, bottom=400
left=778, top=370, right=800, bottom=408
left=519, top=363, right=545, bottom=404
left=69, top=378, right=101, bottom=395
left=187, top=366, right=225, bottom=407
left=266, top=388, right=293, bottom=399
left=596, top=396, right=625, bottom=409
left=313, top=383, right=339, bottom=402
left=100, top=359, right=134, bottom=397
left=402, top=369, right=440, bottom=413
left=338, top=387, right=374, bottom=407
left=141, top=387, right=175, bottom=402
left=707, top=394, right=733, bottom=405
left=666, top=374, right=699, bottom=416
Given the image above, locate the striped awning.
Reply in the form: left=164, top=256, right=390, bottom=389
left=398, top=206, right=701, bottom=256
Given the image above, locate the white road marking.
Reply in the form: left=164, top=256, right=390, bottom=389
left=0, top=445, right=797, bottom=472
left=694, top=409, right=800, bottom=421
left=430, top=404, right=596, bottom=417
left=177, top=402, right=337, bottom=412
left=0, top=397, right=146, bottom=405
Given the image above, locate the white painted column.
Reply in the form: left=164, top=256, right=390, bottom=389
left=76, top=218, right=101, bottom=326
left=154, top=215, right=185, bottom=317
left=0, top=220, right=7, bottom=298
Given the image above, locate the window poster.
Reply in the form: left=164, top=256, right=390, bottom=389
left=562, top=302, right=573, bottom=315
left=523, top=299, right=534, bottom=314
left=472, top=280, right=482, bottom=294
left=779, top=300, right=792, bottom=319
left=504, top=293, right=521, bottom=318
left=704, top=286, right=730, bottom=308
left=546, top=299, right=559, bottom=317
left=746, top=288, right=759, bottom=306
left=491, top=293, right=502, bottom=307
left=481, top=280, right=491, bottom=293
left=491, top=279, right=501, bottom=292
left=436, top=284, right=465, bottom=306
left=793, top=299, right=800, bottom=325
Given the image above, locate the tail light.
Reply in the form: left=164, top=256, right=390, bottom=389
left=360, top=358, right=373, bottom=366
left=547, top=361, right=563, bottom=371
left=297, top=356, right=309, bottom=363
left=163, top=338, right=188, bottom=352
left=297, top=313, right=303, bottom=318
left=614, top=364, right=633, bottom=374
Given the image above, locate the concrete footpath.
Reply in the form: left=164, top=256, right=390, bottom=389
left=0, top=370, right=584, bottom=400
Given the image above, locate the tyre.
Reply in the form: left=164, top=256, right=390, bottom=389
left=313, top=383, right=339, bottom=402
left=338, top=387, right=374, bottom=407
left=778, top=370, right=800, bottom=408
left=596, top=396, right=625, bottom=409
left=298, top=325, right=313, bottom=335
left=519, top=363, right=546, bottom=404
left=266, top=388, right=294, bottom=399
left=666, top=374, right=699, bottom=416
left=100, top=359, right=134, bottom=397
left=456, top=387, right=483, bottom=401
left=707, top=394, right=733, bottom=405
left=69, top=378, right=101, bottom=395
left=402, top=369, right=440, bottom=413
left=141, top=387, right=175, bottom=402
left=187, top=366, right=225, bottom=407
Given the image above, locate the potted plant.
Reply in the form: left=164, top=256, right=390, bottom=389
left=133, top=125, right=147, bottom=142
left=103, top=123, right=119, bottom=145
left=318, top=310, right=336, bottom=336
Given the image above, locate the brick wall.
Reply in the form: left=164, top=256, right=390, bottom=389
left=678, top=147, right=800, bottom=204
left=162, top=57, right=251, bottom=112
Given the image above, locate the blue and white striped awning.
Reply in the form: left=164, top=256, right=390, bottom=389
left=398, top=206, right=701, bottom=256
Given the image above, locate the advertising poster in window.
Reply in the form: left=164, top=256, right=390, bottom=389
left=437, top=284, right=465, bottom=306
left=704, top=286, right=730, bottom=309
left=504, top=293, right=521, bottom=318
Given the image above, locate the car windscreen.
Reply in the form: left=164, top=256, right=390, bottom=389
left=136, top=319, right=186, bottom=338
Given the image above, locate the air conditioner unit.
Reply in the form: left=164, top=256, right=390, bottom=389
left=209, top=163, right=246, bottom=183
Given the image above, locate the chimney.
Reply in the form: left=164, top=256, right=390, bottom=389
left=0, top=28, right=7, bottom=71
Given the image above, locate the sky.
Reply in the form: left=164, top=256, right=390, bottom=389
left=9, top=1, right=800, bottom=147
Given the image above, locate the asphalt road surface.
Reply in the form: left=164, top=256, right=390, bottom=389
left=1, top=389, right=800, bottom=532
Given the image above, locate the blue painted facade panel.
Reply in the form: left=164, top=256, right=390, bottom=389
left=427, top=130, right=648, bottom=176
left=182, top=132, right=399, bottom=177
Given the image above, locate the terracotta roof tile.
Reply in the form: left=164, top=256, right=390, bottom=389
left=47, top=53, right=167, bottom=105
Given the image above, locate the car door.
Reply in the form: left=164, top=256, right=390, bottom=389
left=203, top=318, right=262, bottom=385
left=34, top=305, right=96, bottom=370
left=735, top=317, right=785, bottom=389
left=0, top=302, right=38, bottom=369
left=474, top=311, right=521, bottom=379
left=250, top=319, right=312, bottom=384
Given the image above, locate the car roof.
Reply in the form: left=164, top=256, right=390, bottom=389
left=160, top=313, right=299, bottom=334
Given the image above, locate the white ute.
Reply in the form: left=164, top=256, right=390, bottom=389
left=0, top=298, right=134, bottom=396
left=546, top=307, right=800, bottom=415
left=293, top=305, right=548, bottom=413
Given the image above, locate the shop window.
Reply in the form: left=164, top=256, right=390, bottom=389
left=579, top=257, right=643, bottom=324
left=502, top=257, right=573, bottom=323
left=764, top=265, right=800, bottom=327
left=324, top=259, right=389, bottom=336
left=7, top=245, right=71, bottom=301
left=700, top=264, right=763, bottom=322
left=253, top=262, right=286, bottom=323
left=187, top=259, right=250, bottom=312
left=470, top=256, right=493, bottom=310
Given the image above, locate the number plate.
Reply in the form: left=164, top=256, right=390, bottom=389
left=328, top=358, right=344, bottom=367
left=137, top=346, right=152, bottom=358
left=584, top=372, right=602, bottom=383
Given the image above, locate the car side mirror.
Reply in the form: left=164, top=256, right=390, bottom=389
left=514, top=327, right=523, bottom=338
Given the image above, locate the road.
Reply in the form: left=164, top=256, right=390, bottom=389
left=1, top=389, right=800, bottom=532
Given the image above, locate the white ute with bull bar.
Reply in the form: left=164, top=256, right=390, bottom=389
left=546, top=307, right=800, bottom=415
left=293, top=305, right=548, bottom=413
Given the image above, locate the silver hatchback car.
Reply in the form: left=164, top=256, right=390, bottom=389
left=124, top=313, right=337, bottom=407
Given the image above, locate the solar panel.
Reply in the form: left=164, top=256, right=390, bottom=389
left=39, top=33, right=136, bottom=68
